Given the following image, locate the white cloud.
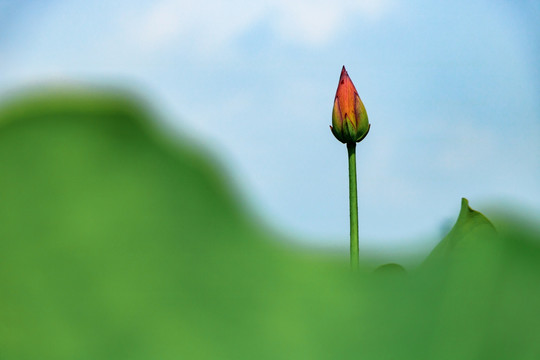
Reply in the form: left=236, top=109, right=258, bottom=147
left=135, top=0, right=266, bottom=52
left=272, top=0, right=396, bottom=45
left=133, top=0, right=396, bottom=52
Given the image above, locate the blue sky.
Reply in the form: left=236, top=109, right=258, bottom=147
left=1, top=0, right=539, bottom=254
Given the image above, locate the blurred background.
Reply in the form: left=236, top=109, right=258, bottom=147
left=1, top=2, right=540, bottom=359
left=1, top=0, right=539, bottom=251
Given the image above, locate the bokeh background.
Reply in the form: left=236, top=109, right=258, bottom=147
left=1, top=2, right=540, bottom=359
left=1, top=0, right=539, bottom=253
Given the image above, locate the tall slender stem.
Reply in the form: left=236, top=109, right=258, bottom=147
left=347, top=142, right=359, bottom=269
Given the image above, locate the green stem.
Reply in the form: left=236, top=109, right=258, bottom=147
left=347, top=142, right=359, bottom=270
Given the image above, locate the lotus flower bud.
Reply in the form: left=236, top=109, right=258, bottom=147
left=330, top=66, right=370, bottom=144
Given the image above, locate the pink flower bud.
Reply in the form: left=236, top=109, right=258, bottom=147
left=330, top=66, right=370, bottom=144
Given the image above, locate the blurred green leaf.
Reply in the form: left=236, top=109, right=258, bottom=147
left=426, top=197, right=498, bottom=261
left=0, top=88, right=539, bottom=360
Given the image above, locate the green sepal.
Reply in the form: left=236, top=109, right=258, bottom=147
left=355, top=123, right=370, bottom=143
left=353, top=94, right=369, bottom=142
left=331, top=99, right=344, bottom=141
left=330, top=125, right=345, bottom=143
left=344, top=116, right=356, bottom=143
